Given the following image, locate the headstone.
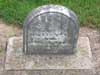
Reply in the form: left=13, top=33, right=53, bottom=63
left=23, top=5, right=79, bottom=54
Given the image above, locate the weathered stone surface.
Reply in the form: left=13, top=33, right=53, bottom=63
left=5, top=36, right=93, bottom=70
left=21, top=70, right=95, bottom=75
left=0, top=70, right=95, bottom=75
left=23, top=5, right=79, bottom=54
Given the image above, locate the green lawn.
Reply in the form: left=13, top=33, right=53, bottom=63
left=0, top=0, right=100, bottom=30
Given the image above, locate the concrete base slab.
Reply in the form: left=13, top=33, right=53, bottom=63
left=5, top=36, right=94, bottom=75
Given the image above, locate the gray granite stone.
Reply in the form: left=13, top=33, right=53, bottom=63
left=21, top=70, right=64, bottom=75
left=63, top=70, right=95, bottom=75
left=5, top=36, right=93, bottom=70
left=20, top=70, right=95, bottom=75
left=0, top=70, right=22, bottom=75
left=23, top=5, right=79, bottom=54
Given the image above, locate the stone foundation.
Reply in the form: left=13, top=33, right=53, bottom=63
left=5, top=36, right=94, bottom=75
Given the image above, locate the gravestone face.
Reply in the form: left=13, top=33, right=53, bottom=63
left=23, top=5, right=79, bottom=54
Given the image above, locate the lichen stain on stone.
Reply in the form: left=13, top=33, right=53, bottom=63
left=12, top=45, right=17, bottom=50
left=79, top=48, right=88, bottom=56
left=12, top=39, right=22, bottom=50
left=0, top=48, right=3, bottom=53
left=64, top=63, right=72, bottom=68
left=32, top=63, right=40, bottom=68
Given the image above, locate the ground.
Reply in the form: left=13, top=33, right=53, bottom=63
left=0, top=19, right=100, bottom=75
left=79, top=27, right=100, bottom=75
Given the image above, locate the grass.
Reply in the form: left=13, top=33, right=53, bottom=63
left=0, top=0, right=100, bottom=30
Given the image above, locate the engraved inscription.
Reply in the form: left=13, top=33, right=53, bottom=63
left=27, top=13, right=72, bottom=52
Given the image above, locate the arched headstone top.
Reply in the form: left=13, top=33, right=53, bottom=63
left=23, top=5, right=79, bottom=54
left=24, top=5, right=78, bottom=27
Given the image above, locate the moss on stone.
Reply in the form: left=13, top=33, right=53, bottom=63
left=32, top=63, right=40, bottom=68
left=0, top=48, right=3, bottom=53
left=64, top=63, right=72, bottom=68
